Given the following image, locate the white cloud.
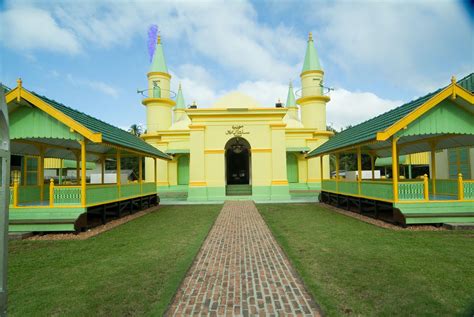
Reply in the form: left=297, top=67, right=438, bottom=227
left=2, top=0, right=305, bottom=81
left=67, top=74, right=119, bottom=98
left=0, top=6, right=80, bottom=54
left=312, top=1, right=472, bottom=92
left=327, top=88, right=402, bottom=130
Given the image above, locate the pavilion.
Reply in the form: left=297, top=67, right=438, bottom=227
left=307, top=74, right=474, bottom=225
left=4, top=80, right=170, bottom=232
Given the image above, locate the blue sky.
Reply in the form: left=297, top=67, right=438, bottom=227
left=1, top=0, right=472, bottom=130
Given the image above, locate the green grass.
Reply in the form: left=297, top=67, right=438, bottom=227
left=258, top=203, right=474, bottom=317
left=8, top=204, right=221, bottom=316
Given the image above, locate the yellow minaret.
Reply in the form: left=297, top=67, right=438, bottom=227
left=297, top=32, right=330, bottom=130
left=142, top=35, right=175, bottom=133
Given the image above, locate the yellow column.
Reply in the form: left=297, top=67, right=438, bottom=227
left=188, top=125, right=206, bottom=200
left=430, top=144, right=436, bottom=195
left=458, top=173, right=464, bottom=201
left=49, top=178, right=54, bottom=207
left=357, top=147, right=362, bottom=195
left=139, top=155, right=143, bottom=194
left=101, top=156, right=105, bottom=184
left=392, top=137, right=399, bottom=201
left=13, top=179, right=19, bottom=207
left=117, top=150, right=121, bottom=198
left=80, top=140, right=87, bottom=206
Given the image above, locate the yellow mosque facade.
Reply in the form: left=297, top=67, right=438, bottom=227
left=142, top=34, right=332, bottom=201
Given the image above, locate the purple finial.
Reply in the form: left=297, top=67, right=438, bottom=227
left=147, top=24, right=158, bottom=62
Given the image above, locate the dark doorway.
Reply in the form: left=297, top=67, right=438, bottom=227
left=225, top=137, right=251, bottom=185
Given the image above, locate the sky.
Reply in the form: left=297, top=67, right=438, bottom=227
left=0, top=0, right=472, bottom=130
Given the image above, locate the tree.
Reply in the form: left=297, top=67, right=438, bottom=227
left=128, top=124, right=143, bottom=137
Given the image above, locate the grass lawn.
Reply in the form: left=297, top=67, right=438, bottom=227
left=7, top=204, right=221, bottom=316
left=259, top=203, right=474, bottom=317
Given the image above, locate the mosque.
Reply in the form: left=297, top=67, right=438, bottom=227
left=142, top=33, right=331, bottom=201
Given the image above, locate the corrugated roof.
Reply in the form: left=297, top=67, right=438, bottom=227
left=308, top=73, right=473, bottom=157
left=29, top=91, right=170, bottom=159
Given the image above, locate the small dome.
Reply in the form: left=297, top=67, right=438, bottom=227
left=212, top=91, right=261, bottom=109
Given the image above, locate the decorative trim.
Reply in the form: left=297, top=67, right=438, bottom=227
left=147, top=71, right=172, bottom=79
left=297, top=95, right=331, bottom=104
left=270, top=123, right=287, bottom=128
left=141, top=98, right=176, bottom=107
left=205, top=149, right=225, bottom=154
left=272, top=180, right=289, bottom=185
left=307, top=178, right=322, bottom=182
left=189, top=124, right=206, bottom=130
left=190, top=181, right=207, bottom=187
left=251, top=148, right=272, bottom=153
left=300, top=70, right=324, bottom=77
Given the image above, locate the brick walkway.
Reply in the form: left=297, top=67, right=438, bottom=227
left=166, top=201, right=321, bottom=316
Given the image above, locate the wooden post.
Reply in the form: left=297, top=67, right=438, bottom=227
left=39, top=147, right=45, bottom=201
left=75, top=153, right=80, bottom=185
left=430, top=144, right=437, bottom=195
left=392, top=137, right=399, bottom=201
left=423, top=174, right=429, bottom=201
left=138, top=155, right=143, bottom=194
left=49, top=178, right=54, bottom=207
left=80, top=140, right=87, bottom=207
left=320, top=155, right=324, bottom=182
left=23, top=156, right=27, bottom=186
left=59, top=159, right=63, bottom=185
left=13, top=179, right=18, bottom=207
left=370, top=154, right=375, bottom=180
left=154, top=157, right=157, bottom=185
left=357, top=147, right=362, bottom=195
left=101, top=156, right=105, bottom=184
left=117, top=150, right=121, bottom=198
left=458, top=173, right=464, bottom=201
left=335, top=153, right=340, bottom=192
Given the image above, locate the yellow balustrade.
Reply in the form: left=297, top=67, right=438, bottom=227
left=458, top=173, right=463, bottom=201
left=49, top=178, right=54, bottom=207
left=423, top=174, right=429, bottom=201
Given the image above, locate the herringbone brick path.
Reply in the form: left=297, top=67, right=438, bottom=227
left=166, top=201, right=321, bottom=316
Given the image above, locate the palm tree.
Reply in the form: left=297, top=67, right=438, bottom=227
left=128, top=124, right=143, bottom=137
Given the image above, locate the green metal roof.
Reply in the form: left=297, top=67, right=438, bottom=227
left=30, top=91, right=171, bottom=159
left=302, top=33, right=321, bottom=73
left=308, top=73, right=474, bottom=157
left=150, top=37, right=168, bottom=73
left=286, top=82, right=296, bottom=107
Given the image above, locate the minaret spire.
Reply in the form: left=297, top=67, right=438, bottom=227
left=302, top=31, right=321, bottom=73
left=150, top=34, right=168, bottom=73
left=286, top=81, right=296, bottom=108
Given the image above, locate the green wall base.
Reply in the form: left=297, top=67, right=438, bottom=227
left=270, top=185, right=291, bottom=201
left=207, top=187, right=226, bottom=201
left=289, top=183, right=310, bottom=190
left=9, top=207, right=86, bottom=232
left=396, top=201, right=474, bottom=224
left=307, top=182, right=322, bottom=190
left=251, top=186, right=271, bottom=201
left=187, top=187, right=208, bottom=201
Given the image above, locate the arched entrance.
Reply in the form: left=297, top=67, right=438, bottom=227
left=225, top=137, right=252, bottom=195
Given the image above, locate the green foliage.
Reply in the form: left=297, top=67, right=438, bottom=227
left=259, top=204, right=474, bottom=316
left=8, top=205, right=221, bottom=316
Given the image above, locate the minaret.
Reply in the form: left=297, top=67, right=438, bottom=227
left=283, top=81, right=303, bottom=128
left=296, top=32, right=330, bottom=130
left=142, top=34, right=175, bottom=133
left=170, top=83, right=191, bottom=130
